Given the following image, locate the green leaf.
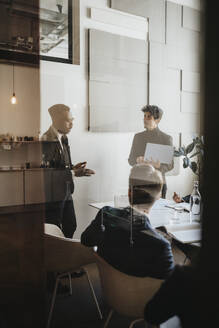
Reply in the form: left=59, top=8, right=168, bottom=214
left=189, top=161, right=198, bottom=173
left=186, top=142, right=195, bottom=154
left=179, top=146, right=186, bottom=156
left=183, top=157, right=190, bottom=168
left=174, top=150, right=181, bottom=157
left=189, top=151, right=200, bottom=158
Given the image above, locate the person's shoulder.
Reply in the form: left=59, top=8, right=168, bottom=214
left=101, top=206, right=129, bottom=218
left=158, top=129, right=172, bottom=138
left=157, top=129, right=173, bottom=142
left=139, top=227, right=170, bottom=246
left=133, top=130, right=146, bottom=138
left=41, top=126, right=58, bottom=141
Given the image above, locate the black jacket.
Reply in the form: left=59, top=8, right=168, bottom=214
left=81, top=206, right=174, bottom=279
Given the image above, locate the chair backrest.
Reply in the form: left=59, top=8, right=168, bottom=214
left=44, top=224, right=96, bottom=272
left=94, top=253, right=163, bottom=318
left=44, top=223, right=65, bottom=238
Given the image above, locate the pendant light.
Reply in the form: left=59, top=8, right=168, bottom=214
left=10, top=64, right=17, bottom=105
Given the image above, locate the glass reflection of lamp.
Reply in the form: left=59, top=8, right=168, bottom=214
left=10, top=64, right=17, bottom=105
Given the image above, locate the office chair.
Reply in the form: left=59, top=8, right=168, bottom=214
left=44, top=224, right=103, bottom=328
left=93, top=252, right=163, bottom=328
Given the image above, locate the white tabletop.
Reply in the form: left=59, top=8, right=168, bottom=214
left=88, top=198, right=201, bottom=243
left=89, top=198, right=190, bottom=228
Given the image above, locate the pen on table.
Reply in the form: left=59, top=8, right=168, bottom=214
left=164, top=205, right=190, bottom=213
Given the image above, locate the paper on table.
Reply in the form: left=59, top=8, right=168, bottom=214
left=165, top=202, right=190, bottom=212
left=165, top=222, right=201, bottom=243
left=144, top=143, right=174, bottom=164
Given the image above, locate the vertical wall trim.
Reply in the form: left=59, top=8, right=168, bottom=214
left=23, top=170, right=25, bottom=205
left=88, top=30, right=91, bottom=131
left=181, top=5, right=184, bottom=27
left=148, top=41, right=150, bottom=105
left=165, top=0, right=167, bottom=44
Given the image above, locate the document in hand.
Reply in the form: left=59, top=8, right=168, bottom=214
left=144, top=143, right=174, bottom=164
left=165, top=223, right=201, bottom=244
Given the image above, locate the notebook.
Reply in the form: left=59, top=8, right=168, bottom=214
left=144, top=143, right=174, bottom=164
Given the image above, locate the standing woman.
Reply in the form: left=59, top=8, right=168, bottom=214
left=128, top=105, right=173, bottom=198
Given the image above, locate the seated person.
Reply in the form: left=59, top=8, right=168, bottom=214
left=81, top=164, right=174, bottom=279
left=144, top=264, right=215, bottom=327
left=173, top=192, right=190, bottom=203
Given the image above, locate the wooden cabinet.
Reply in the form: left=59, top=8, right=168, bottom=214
left=0, top=204, right=45, bottom=327
left=0, top=171, right=24, bottom=206
left=24, top=169, right=51, bottom=204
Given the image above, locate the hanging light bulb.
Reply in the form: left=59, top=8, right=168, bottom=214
left=11, top=93, right=17, bottom=105
left=10, top=64, right=17, bottom=105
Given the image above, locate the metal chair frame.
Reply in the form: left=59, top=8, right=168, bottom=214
left=46, top=267, right=103, bottom=328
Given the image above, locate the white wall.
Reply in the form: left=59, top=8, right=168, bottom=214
left=0, top=64, right=40, bottom=136
left=40, top=0, right=202, bottom=238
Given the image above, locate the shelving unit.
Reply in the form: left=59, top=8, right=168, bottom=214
left=0, top=140, right=56, bottom=150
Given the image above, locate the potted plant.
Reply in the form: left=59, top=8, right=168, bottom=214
left=174, top=136, right=204, bottom=183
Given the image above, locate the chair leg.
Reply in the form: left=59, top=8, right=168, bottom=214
left=129, top=319, right=160, bottom=328
left=82, top=267, right=103, bottom=320
left=46, top=276, right=60, bottom=328
left=103, top=309, right=114, bottom=328
left=129, top=318, right=145, bottom=328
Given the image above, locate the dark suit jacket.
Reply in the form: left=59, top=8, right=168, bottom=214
left=42, top=126, right=74, bottom=194
left=81, top=206, right=174, bottom=279
left=41, top=126, right=76, bottom=238
left=128, top=127, right=173, bottom=183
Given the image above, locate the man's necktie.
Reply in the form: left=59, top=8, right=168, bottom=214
left=61, top=135, right=72, bottom=168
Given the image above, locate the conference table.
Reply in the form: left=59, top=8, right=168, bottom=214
left=89, top=198, right=201, bottom=244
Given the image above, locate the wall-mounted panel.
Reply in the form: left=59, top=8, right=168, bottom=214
left=149, top=68, right=181, bottom=114
left=169, top=0, right=201, bottom=11
left=89, top=29, right=148, bottom=132
left=111, top=0, right=165, bottom=43
left=149, top=41, right=166, bottom=70
left=90, top=29, right=148, bottom=63
left=166, top=2, right=201, bottom=71
left=90, top=7, right=148, bottom=33
left=0, top=171, right=24, bottom=206
left=166, top=1, right=182, bottom=45
left=149, top=42, right=181, bottom=114
left=89, top=106, right=142, bottom=132
left=90, top=56, right=147, bottom=84
left=166, top=44, right=201, bottom=72
left=90, top=81, right=147, bottom=108
left=182, top=71, right=200, bottom=93
left=182, top=6, right=201, bottom=32
left=179, top=28, right=200, bottom=52
left=181, top=91, right=200, bottom=113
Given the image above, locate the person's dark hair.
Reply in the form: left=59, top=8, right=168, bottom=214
left=141, top=105, right=163, bottom=120
left=129, top=164, right=163, bottom=205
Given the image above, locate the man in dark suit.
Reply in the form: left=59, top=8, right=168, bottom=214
left=81, top=164, right=174, bottom=279
left=42, top=104, right=94, bottom=238
left=128, top=105, right=173, bottom=198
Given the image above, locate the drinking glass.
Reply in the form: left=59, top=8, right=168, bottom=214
left=169, top=207, right=183, bottom=224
